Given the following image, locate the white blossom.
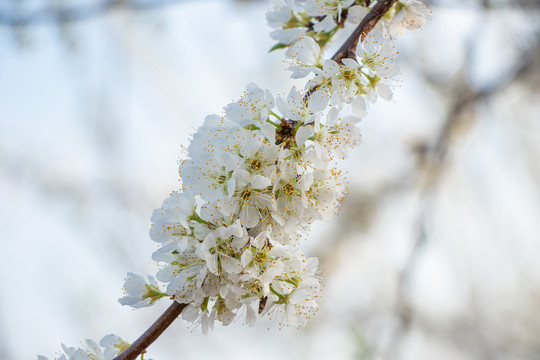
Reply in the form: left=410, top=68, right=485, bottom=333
left=358, top=32, right=400, bottom=80
left=263, top=254, right=321, bottom=328
left=266, top=0, right=304, bottom=29
left=305, top=0, right=355, bottom=31
left=118, top=272, right=165, bottom=309
left=276, top=86, right=327, bottom=123
left=306, top=0, right=354, bottom=18
left=149, top=191, right=197, bottom=251
left=270, top=28, right=306, bottom=45
left=312, top=107, right=361, bottom=159
left=220, top=170, right=275, bottom=228
left=100, top=334, right=130, bottom=360
left=225, top=83, right=275, bottom=127
left=39, top=335, right=133, bottom=360
left=200, top=220, right=248, bottom=276
left=308, top=58, right=369, bottom=114
left=389, top=0, right=431, bottom=37
left=285, top=36, right=322, bottom=78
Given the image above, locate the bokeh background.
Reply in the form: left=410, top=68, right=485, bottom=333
left=1, top=0, right=540, bottom=359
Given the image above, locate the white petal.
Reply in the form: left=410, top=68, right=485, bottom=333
left=341, top=58, right=360, bottom=69
left=156, top=265, right=175, bottom=283
left=208, top=311, right=217, bottom=331
left=287, top=86, right=302, bottom=105
left=295, top=125, right=314, bottom=147
left=231, top=234, right=248, bottom=249
left=241, top=249, right=253, bottom=267
left=313, top=16, right=336, bottom=32
left=276, top=97, right=289, bottom=117
left=206, top=254, right=219, bottom=275
left=99, top=334, right=121, bottom=348
left=201, top=312, right=209, bottom=335
left=182, top=304, right=201, bottom=322
left=260, top=107, right=269, bottom=122
left=306, top=109, right=321, bottom=125
left=240, top=206, right=260, bottom=228
left=260, top=122, right=276, bottom=144
left=222, top=256, right=243, bottom=274
left=347, top=5, right=369, bottom=24
left=202, top=114, right=222, bottom=128
left=265, top=89, right=275, bottom=107
left=227, top=177, right=235, bottom=199
left=352, top=96, right=367, bottom=117
left=377, top=83, right=393, bottom=101
left=270, top=28, right=305, bottom=44
left=289, top=66, right=312, bottom=79
left=326, top=107, right=339, bottom=125
left=261, top=261, right=284, bottom=284
left=201, top=234, right=216, bottom=257
left=250, top=175, right=271, bottom=190
left=323, top=59, right=340, bottom=75
left=233, top=168, right=251, bottom=187
left=252, top=231, right=268, bottom=249
left=271, top=211, right=286, bottom=226
left=221, top=310, right=236, bottom=326
left=307, top=89, right=328, bottom=113
left=245, top=304, right=257, bottom=327
left=84, top=339, right=100, bottom=356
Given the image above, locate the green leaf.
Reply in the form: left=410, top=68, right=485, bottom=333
left=269, top=43, right=288, bottom=52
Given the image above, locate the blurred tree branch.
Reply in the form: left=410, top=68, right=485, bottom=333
left=0, top=0, right=186, bottom=26
left=384, top=41, right=537, bottom=360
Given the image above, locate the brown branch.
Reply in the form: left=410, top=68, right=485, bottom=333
left=114, top=301, right=187, bottom=360
left=331, top=0, right=397, bottom=63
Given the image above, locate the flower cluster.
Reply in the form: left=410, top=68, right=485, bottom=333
left=267, top=0, right=368, bottom=50
left=287, top=32, right=400, bottom=114
left=38, top=335, right=136, bottom=360
left=115, top=0, right=429, bottom=334
left=267, top=0, right=430, bottom=51
left=279, top=1, right=430, bottom=105
left=145, top=82, right=359, bottom=331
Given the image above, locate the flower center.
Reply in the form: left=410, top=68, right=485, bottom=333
left=342, top=69, right=356, bottom=80
left=250, top=159, right=262, bottom=170
left=240, top=189, right=252, bottom=201
left=217, top=174, right=227, bottom=184
left=283, top=183, right=295, bottom=196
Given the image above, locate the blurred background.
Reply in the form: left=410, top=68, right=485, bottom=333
left=1, top=0, right=540, bottom=359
